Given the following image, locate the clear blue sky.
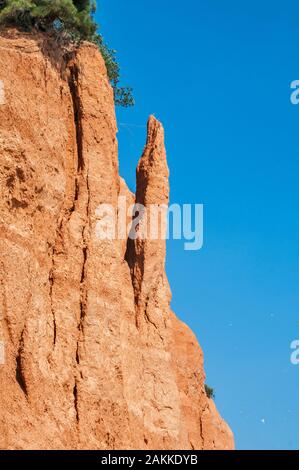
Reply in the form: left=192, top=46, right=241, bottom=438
left=96, top=0, right=299, bottom=450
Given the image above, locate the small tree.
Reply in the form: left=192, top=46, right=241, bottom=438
left=205, top=384, right=215, bottom=400
left=0, top=1, right=134, bottom=107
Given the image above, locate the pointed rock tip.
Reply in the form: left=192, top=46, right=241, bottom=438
left=146, top=115, right=164, bottom=145
left=147, top=114, right=163, bottom=130
left=148, top=114, right=161, bottom=126
left=136, top=114, right=168, bottom=182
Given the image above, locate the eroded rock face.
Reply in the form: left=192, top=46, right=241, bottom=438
left=0, top=31, right=234, bottom=450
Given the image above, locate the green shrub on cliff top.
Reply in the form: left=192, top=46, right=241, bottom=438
left=0, top=1, right=134, bottom=107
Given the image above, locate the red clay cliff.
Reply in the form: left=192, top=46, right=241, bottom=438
left=0, top=31, right=234, bottom=450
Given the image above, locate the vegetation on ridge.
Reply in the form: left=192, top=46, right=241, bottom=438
left=205, top=384, right=215, bottom=400
left=0, top=1, right=134, bottom=107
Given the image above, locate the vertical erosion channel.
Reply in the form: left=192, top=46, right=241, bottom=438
left=67, top=58, right=89, bottom=425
